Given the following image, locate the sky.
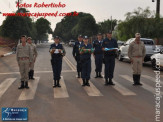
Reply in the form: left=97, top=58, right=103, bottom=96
left=0, top=0, right=163, bottom=40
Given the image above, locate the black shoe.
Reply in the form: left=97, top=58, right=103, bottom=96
left=137, top=75, right=142, bottom=85
left=98, top=73, right=103, bottom=78
left=82, top=79, right=86, bottom=86
left=18, top=81, right=24, bottom=89
left=28, top=70, right=32, bottom=79
left=109, top=79, right=115, bottom=85
left=57, top=80, right=61, bottom=87
left=31, top=70, right=35, bottom=80
left=53, top=80, right=57, bottom=88
left=24, top=81, right=29, bottom=89
left=105, top=79, right=109, bottom=86
left=133, top=75, right=137, bottom=85
left=86, top=79, right=90, bottom=87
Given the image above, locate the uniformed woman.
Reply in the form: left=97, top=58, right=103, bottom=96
left=49, top=36, right=66, bottom=88
left=79, top=36, right=93, bottom=86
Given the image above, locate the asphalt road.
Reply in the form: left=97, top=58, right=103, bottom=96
left=0, top=43, right=162, bottom=122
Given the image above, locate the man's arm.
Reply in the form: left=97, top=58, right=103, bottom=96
left=128, top=43, right=133, bottom=62
left=16, top=45, right=19, bottom=62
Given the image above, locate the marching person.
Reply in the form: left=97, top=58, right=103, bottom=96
left=79, top=36, right=93, bottom=86
left=93, top=33, right=103, bottom=78
left=128, top=33, right=146, bottom=86
left=27, top=37, right=38, bottom=80
left=102, top=31, right=118, bottom=85
left=16, top=35, right=33, bottom=89
left=49, top=36, right=66, bottom=88
left=72, top=35, right=83, bottom=78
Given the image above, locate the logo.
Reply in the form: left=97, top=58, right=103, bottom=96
left=2, top=108, right=28, bottom=121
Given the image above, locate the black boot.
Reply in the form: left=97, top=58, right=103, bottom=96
left=28, top=70, right=31, bottom=79
left=77, top=72, right=81, bottom=78
left=133, top=74, right=137, bottom=85
left=53, top=80, right=57, bottom=88
left=82, top=79, right=86, bottom=86
left=24, top=81, right=29, bottom=89
left=109, top=79, right=115, bottom=85
left=137, top=75, right=142, bottom=86
left=98, top=72, right=103, bottom=78
left=95, top=72, right=98, bottom=78
left=105, top=79, right=109, bottom=86
left=57, top=80, right=61, bottom=87
left=86, top=79, right=90, bottom=86
left=31, top=70, right=35, bottom=80
left=18, top=81, right=24, bottom=89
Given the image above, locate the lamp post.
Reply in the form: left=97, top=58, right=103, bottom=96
left=152, top=0, right=160, bottom=18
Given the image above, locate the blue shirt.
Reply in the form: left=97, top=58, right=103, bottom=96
left=102, top=38, right=118, bottom=56
left=72, top=41, right=83, bottom=56
left=93, top=40, right=103, bottom=54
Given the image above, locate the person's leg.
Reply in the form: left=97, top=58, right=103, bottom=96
left=137, top=58, right=143, bottom=85
left=86, top=59, right=91, bottom=86
left=98, top=54, right=103, bottom=78
left=104, top=57, right=109, bottom=85
left=132, top=58, right=139, bottom=85
left=108, top=56, right=115, bottom=85
left=81, top=61, right=87, bottom=86
left=24, top=60, right=30, bottom=89
left=95, top=55, right=99, bottom=78
left=18, top=60, right=25, bottom=89
left=57, top=57, right=62, bottom=87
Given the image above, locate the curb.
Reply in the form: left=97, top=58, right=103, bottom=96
left=0, top=52, right=14, bottom=58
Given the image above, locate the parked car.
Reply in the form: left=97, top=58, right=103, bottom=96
left=151, top=50, right=163, bottom=69
left=118, top=38, right=157, bottom=62
left=69, top=40, right=75, bottom=47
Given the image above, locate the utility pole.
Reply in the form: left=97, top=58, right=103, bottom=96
left=111, top=16, right=113, bottom=31
left=152, top=0, right=160, bottom=18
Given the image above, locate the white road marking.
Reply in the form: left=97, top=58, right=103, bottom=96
left=111, top=80, right=136, bottom=96
left=0, top=78, right=16, bottom=98
left=142, top=75, right=163, bottom=85
left=63, top=56, right=76, bottom=71
left=18, top=77, right=40, bottom=100
left=120, top=75, right=163, bottom=95
left=78, top=78, right=103, bottom=96
left=54, top=76, right=69, bottom=98
left=102, top=75, right=136, bottom=96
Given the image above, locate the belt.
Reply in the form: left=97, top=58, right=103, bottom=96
left=19, top=57, right=29, bottom=60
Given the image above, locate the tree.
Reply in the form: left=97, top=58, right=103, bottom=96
left=53, top=12, right=98, bottom=42
left=35, top=17, right=52, bottom=43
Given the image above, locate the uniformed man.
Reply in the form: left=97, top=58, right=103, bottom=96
left=16, top=35, right=33, bottom=89
left=102, top=31, right=118, bottom=85
left=128, top=33, right=146, bottom=85
left=79, top=36, right=93, bottom=86
left=93, top=33, right=103, bottom=78
left=72, top=35, right=83, bottom=78
left=50, top=36, right=66, bottom=88
left=27, top=37, right=38, bottom=80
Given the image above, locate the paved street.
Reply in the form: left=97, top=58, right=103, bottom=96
left=0, top=43, right=162, bottom=122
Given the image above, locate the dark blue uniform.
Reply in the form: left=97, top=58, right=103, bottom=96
left=80, top=44, right=92, bottom=81
left=72, top=41, right=83, bottom=77
left=93, top=40, right=103, bottom=76
left=102, top=38, right=118, bottom=83
left=50, top=43, right=64, bottom=81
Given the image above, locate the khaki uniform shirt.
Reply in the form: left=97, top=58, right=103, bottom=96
left=16, top=43, right=33, bottom=62
left=128, top=40, right=146, bottom=59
